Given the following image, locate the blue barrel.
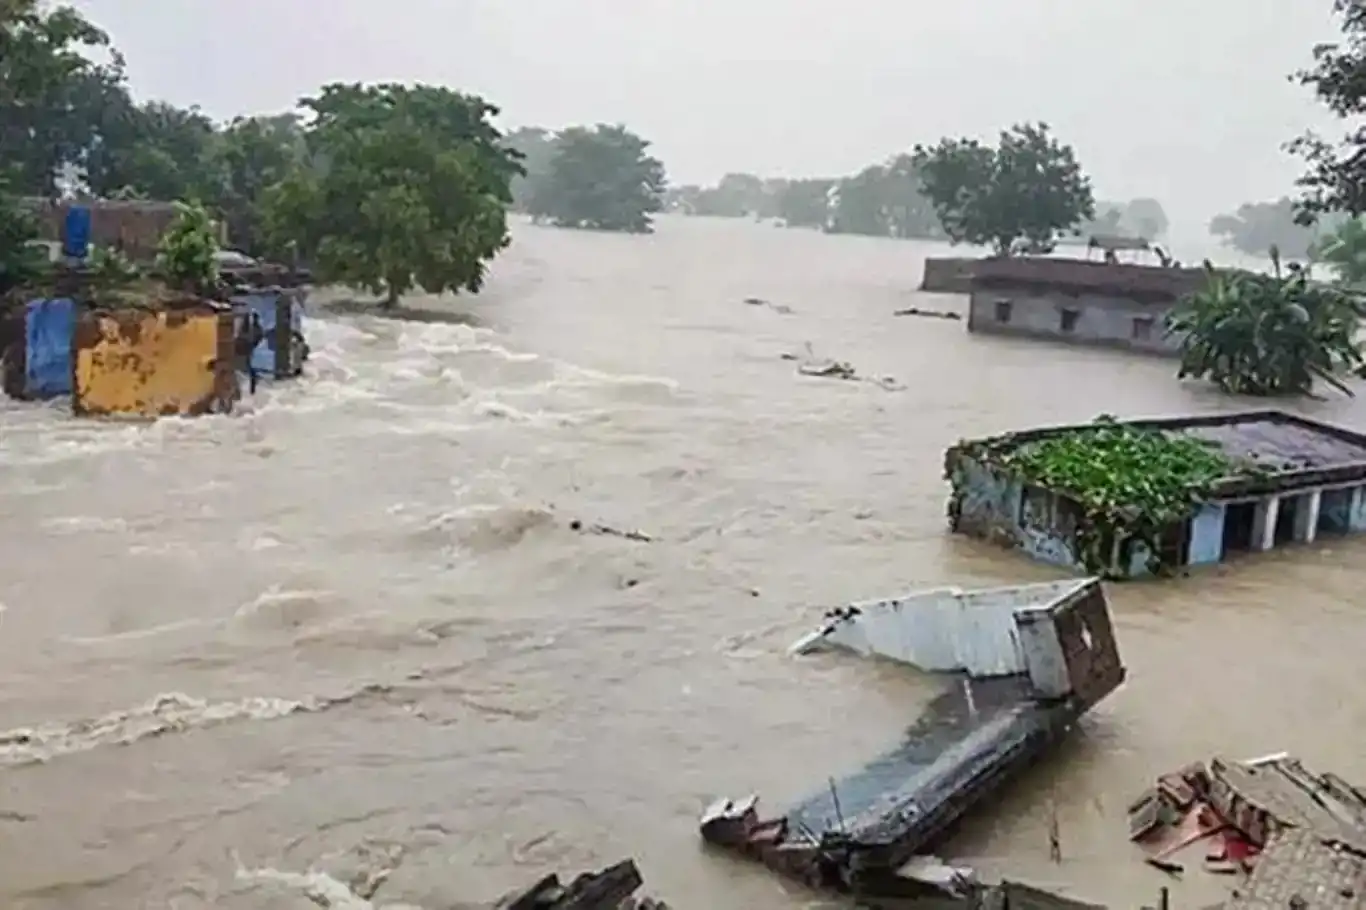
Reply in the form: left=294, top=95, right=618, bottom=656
left=61, top=204, right=92, bottom=260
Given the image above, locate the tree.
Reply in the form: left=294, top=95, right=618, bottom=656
left=912, top=122, right=1094, bottom=255
left=1289, top=1, right=1366, bottom=220
left=826, top=156, right=941, bottom=239
left=525, top=124, right=666, bottom=233
left=1124, top=198, right=1169, bottom=240
left=1080, top=198, right=1170, bottom=240
left=202, top=113, right=305, bottom=255
left=0, top=0, right=124, bottom=196
left=1312, top=217, right=1366, bottom=286
left=84, top=100, right=219, bottom=201
left=774, top=178, right=833, bottom=229
left=504, top=126, right=556, bottom=212
left=261, top=83, right=521, bottom=306
left=1166, top=253, right=1364, bottom=397
left=0, top=179, right=42, bottom=296
left=1208, top=198, right=1333, bottom=260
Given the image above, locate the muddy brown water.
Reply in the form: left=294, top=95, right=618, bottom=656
left=1, top=216, right=1364, bottom=909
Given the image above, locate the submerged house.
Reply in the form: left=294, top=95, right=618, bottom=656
left=945, top=410, right=1366, bottom=578
left=966, top=257, right=1207, bottom=354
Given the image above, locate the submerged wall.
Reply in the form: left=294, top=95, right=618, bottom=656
left=72, top=305, right=239, bottom=417
left=948, top=457, right=1152, bottom=577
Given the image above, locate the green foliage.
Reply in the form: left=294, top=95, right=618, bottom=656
left=1208, top=198, right=1337, bottom=260
left=828, top=155, right=943, bottom=239
left=951, top=416, right=1254, bottom=576
left=1078, top=198, right=1169, bottom=241
left=0, top=182, right=43, bottom=295
left=912, top=122, right=1095, bottom=256
left=1166, top=256, right=1365, bottom=397
left=261, top=83, right=519, bottom=305
left=1311, top=217, right=1366, bottom=287
left=156, top=200, right=218, bottom=293
left=85, top=101, right=220, bottom=201
left=203, top=113, right=306, bottom=255
left=89, top=245, right=140, bottom=284
left=0, top=0, right=121, bottom=196
left=525, top=124, right=666, bottom=233
left=504, top=126, right=556, bottom=212
left=1001, top=420, right=1233, bottom=525
left=774, top=178, right=834, bottom=229
left=1289, top=1, right=1366, bottom=219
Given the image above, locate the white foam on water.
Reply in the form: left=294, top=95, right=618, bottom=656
left=0, top=313, right=680, bottom=469
left=234, top=865, right=386, bottom=909
left=0, top=684, right=388, bottom=766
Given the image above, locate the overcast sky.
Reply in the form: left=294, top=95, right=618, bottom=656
left=71, top=0, right=1345, bottom=233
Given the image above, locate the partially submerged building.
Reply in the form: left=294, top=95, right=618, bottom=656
left=966, top=258, right=1207, bottom=354
left=2, top=264, right=307, bottom=418
left=946, top=410, right=1366, bottom=578
left=700, top=576, right=1124, bottom=900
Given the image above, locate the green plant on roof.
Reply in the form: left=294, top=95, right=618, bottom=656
left=156, top=200, right=218, bottom=294
left=955, top=415, right=1263, bottom=576
left=1000, top=417, right=1233, bottom=525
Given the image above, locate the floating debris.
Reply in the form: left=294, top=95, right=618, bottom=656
left=891, top=306, right=962, bottom=320
left=568, top=519, right=653, bottom=542
left=1127, top=754, right=1366, bottom=907
left=790, top=342, right=903, bottom=390
left=742, top=296, right=793, bottom=314
left=493, top=859, right=667, bottom=908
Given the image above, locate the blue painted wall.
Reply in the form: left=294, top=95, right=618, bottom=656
left=23, top=297, right=75, bottom=398
left=1187, top=503, right=1227, bottom=565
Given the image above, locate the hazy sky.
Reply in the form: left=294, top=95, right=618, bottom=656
left=72, top=0, right=1345, bottom=233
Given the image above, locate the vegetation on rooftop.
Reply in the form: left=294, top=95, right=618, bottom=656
left=949, top=416, right=1264, bottom=577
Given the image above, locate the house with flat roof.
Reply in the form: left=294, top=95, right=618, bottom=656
left=965, top=257, right=1208, bottom=354
left=945, top=410, right=1366, bottom=578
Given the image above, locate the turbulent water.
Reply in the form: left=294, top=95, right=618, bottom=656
left=2, top=216, right=1365, bottom=909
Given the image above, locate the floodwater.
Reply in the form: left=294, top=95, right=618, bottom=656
left=1, top=215, right=1364, bottom=909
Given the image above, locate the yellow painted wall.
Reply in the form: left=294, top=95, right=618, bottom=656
left=72, top=307, right=237, bottom=417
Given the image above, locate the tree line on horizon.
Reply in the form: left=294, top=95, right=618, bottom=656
left=667, top=166, right=1171, bottom=246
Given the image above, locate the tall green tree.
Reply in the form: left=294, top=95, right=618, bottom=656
left=0, top=177, right=42, bottom=296
left=504, top=126, right=556, bottom=212
left=525, top=124, right=666, bottom=232
left=84, top=100, right=219, bottom=201
left=0, top=0, right=123, bottom=196
left=827, top=157, right=941, bottom=239
left=261, top=83, right=521, bottom=306
left=1208, top=198, right=1333, bottom=260
left=1166, top=254, right=1364, bottom=397
left=912, top=122, right=1094, bottom=255
left=202, top=113, right=305, bottom=254
left=1289, top=1, right=1366, bottom=219
left=774, top=178, right=833, bottom=229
